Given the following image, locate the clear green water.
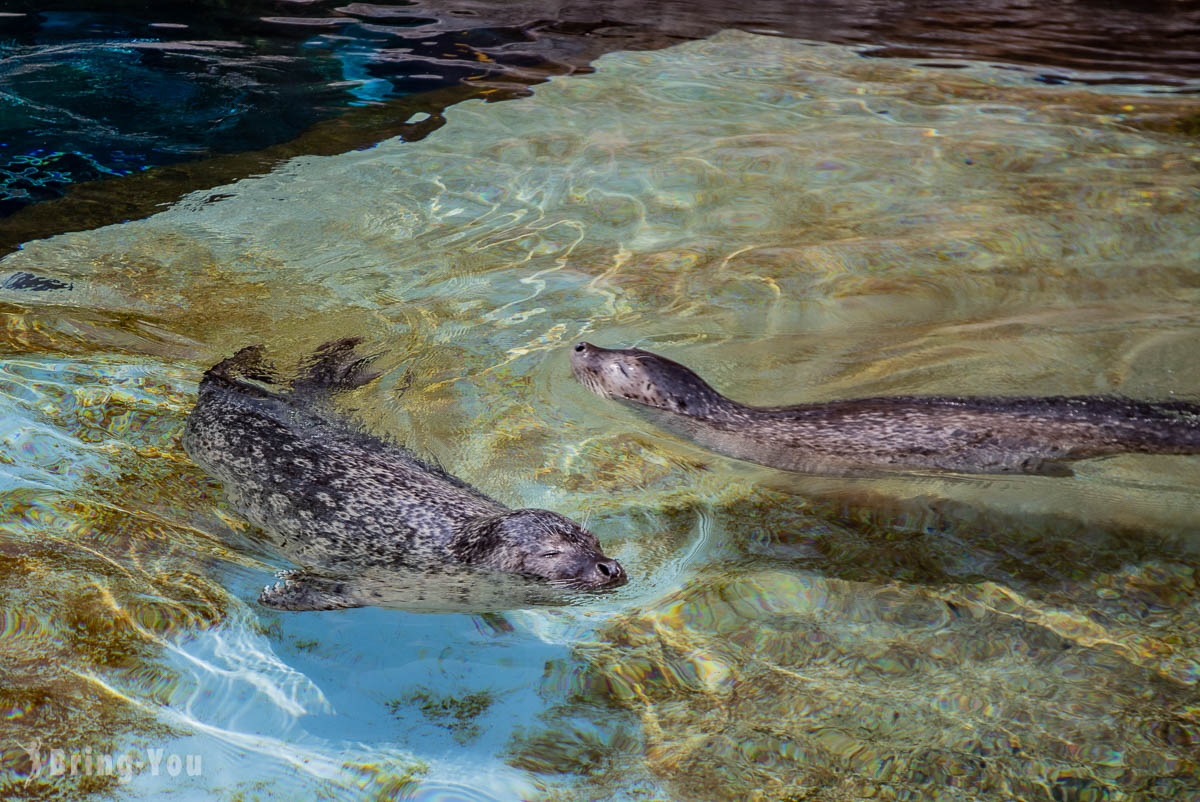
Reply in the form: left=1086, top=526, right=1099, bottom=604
left=1, top=30, right=1199, bottom=800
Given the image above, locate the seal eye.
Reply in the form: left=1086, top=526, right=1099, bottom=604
left=541, top=551, right=562, bottom=558
left=574, top=344, right=585, bottom=353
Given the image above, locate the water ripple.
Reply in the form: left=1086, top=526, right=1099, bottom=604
left=1, top=31, right=1199, bottom=799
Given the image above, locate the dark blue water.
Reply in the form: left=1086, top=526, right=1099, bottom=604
left=0, top=6, right=536, bottom=216
left=2, top=0, right=1198, bottom=219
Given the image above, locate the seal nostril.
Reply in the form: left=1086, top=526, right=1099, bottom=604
left=593, top=559, right=624, bottom=582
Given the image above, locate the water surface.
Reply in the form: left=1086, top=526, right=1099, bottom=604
left=1, top=30, right=1199, bottom=800
left=3, top=0, right=1198, bottom=242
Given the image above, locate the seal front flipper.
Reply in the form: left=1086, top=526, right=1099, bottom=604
left=203, top=344, right=278, bottom=388
left=938, top=452, right=1076, bottom=477
left=258, top=571, right=367, bottom=612
left=292, top=337, right=383, bottom=397
left=1022, top=459, right=1074, bottom=478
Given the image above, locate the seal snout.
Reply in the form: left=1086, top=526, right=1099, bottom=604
left=572, top=342, right=606, bottom=359
left=585, top=557, right=627, bottom=588
left=569, top=342, right=610, bottom=397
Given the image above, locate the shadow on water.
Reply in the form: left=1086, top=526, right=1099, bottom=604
left=667, top=483, right=1197, bottom=590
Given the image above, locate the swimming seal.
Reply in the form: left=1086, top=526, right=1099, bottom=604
left=184, top=339, right=626, bottom=611
left=570, top=342, right=1200, bottom=477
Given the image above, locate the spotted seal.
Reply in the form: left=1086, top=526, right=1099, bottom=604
left=570, top=342, right=1200, bottom=477
left=184, top=339, right=626, bottom=611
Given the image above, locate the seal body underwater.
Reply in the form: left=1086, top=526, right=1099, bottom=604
left=570, top=342, right=1200, bottom=477
left=184, top=339, right=626, bottom=610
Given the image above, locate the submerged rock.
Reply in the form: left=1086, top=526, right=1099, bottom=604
left=559, top=565, right=1200, bottom=800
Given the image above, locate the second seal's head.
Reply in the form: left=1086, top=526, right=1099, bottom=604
left=570, top=342, right=724, bottom=417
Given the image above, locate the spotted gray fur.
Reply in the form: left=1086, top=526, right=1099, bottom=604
left=184, top=339, right=626, bottom=611
left=570, top=342, right=1200, bottom=477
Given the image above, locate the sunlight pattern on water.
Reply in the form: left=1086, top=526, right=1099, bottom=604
left=0, top=30, right=1198, bottom=800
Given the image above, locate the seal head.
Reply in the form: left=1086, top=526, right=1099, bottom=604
left=453, top=508, right=624, bottom=589
left=571, top=342, right=731, bottom=419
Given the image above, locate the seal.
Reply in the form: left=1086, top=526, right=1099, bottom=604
left=570, top=342, right=1200, bottom=477
left=184, top=339, right=626, bottom=611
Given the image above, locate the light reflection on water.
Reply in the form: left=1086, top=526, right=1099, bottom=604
left=0, top=30, right=1198, bottom=800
